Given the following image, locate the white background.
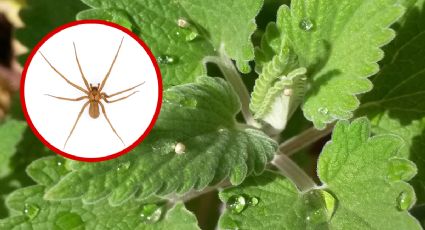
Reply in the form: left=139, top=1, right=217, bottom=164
left=24, top=24, right=159, bottom=158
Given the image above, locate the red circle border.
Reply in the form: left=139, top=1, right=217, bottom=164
left=20, top=20, right=163, bottom=162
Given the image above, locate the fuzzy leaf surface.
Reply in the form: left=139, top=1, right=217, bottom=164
left=45, top=77, right=276, bottom=205
left=0, top=186, right=198, bottom=230
left=274, top=0, right=404, bottom=128
left=359, top=0, right=425, bottom=204
left=177, top=0, right=263, bottom=73
left=220, top=118, right=421, bottom=229
left=78, top=0, right=263, bottom=86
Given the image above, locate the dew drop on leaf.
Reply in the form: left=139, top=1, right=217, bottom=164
left=318, top=107, right=329, bottom=115
left=299, top=19, right=314, bottom=31
left=181, top=98, right=198, bottom=108
left=387, top=158, right=417, bottom=182
left=304, top=190, right=329, bottom=227
left=227, top=195, right=247, bottom=214
left=185, top=31, right=199, bottom=42
left=157, top=55, right=177, bottom=64
left=320, top=190, right=337, bottom=220
left=139, top=204, right=163, bottom=224
left=236, top=61, right=251, bottom=74
left=117, top=161, right=131, bottom=171
left=54, top=211, right=84, bottom=229
left=248, top=196, right=259, bottom=206
left=57, top=160, right=63, bottom=166
left=396, top=190, right=414, bottom=211
left=23, top=203, right=40, bottom=220
left=174, top=142, right=186, bottom=155
left=176, top=18, right=199, bottom=41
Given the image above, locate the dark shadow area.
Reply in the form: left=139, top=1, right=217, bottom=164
left=185, top=190, right=221, bottom=230
left=360, top=2, right=425, bottom=126
left=411, top=204, right=425, bottom=227
left=0, top=13, right=12, bottom=68
left=409, top=129, right=425, bottom=204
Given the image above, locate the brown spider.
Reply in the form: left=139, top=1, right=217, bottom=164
left=39, top=37, right=144, bottom=148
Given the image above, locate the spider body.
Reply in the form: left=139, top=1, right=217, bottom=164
left=88, top=84, right=101, bottom=118
left=40, top=37, right=145, bottom=148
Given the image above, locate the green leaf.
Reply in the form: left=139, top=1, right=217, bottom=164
left=45, top=77, right=277, bottom=205
left=176, top=0, right=263, bottom=73
left=250, top=21, right=308, bottom=130
left=359, top=0, right=425, bottom=204
left=15, top=0, right=87, bottom=65
left=220, top=118, right=421, bottom=229
left=0, top=119, right=26, bottom=178
left=78, top=0, right=263, bottom=87
left=0, top=119, right=26, bottom=217
left=275, top=0, right=404, bottom=129
left=0, top=127, right=53, bottom=218
left=26, top=156, right=71, bottom=188
left=0, top=185, right=199, bottom=230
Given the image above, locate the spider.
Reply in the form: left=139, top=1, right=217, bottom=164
left=39, top=37, right=144, bottom=148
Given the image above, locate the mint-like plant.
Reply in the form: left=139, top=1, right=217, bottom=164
left=1, top=0, right=425, bottom=229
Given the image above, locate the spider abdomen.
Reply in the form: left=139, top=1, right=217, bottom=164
left=89, top=101, right=100, bottom=118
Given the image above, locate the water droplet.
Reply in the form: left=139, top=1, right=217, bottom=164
left=174, top=142, right=186, bottom=155
left=185, top=31, right=199, bottom=41
left=236, top=61, right=251, bottom=74
left=304, top=190, right=329, bottom=227
left=182, top=98, right=197, bottom=107
left=396, top=190, right=414, bottom=211
left=227, top=195, right=247, bottom=214
left=57, top=161, right=63, bottom=166
left=176, top=18, right=200, bottom=41
left=157, top=55, right=176, bottom=65
left=54, top=212, right=84, bottom=229
left=23, top=203, right=40, bottom=220
left=320, top=190, right=337, bottom=220
left=283, top=88, right=293, bottom=96
left=387, top=158, right=417, bottom=182
left=248, top=197, right=259, bottom=206
left=140, top=204, right=163, bottom=224
left=117, top=161, right=131, bottom=171
left=218, top=128, right=226, bottom=133
left=318, top=107, right=328, bottom=115
left=299, top=19, right=314, bottom=31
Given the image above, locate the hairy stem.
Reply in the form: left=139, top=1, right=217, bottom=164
left=272, top=153, right=317, bottom=192
left=203, top=54, right=259, bottom=128
left=278, top=124, right=334, bottom=156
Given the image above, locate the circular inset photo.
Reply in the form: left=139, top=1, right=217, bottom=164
left=21, top=20, right=162, bottom=162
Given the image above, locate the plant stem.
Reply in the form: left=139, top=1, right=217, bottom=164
left=203, top=54, right=259, bottom=128
left=278, top=124, right=334, bottom=156
left=272, top=153, right=317, bottom=192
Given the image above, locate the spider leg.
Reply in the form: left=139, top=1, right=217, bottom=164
left=103, top=82, right=145, bottom=98
left=45, top=94, right=88, bottom=101
left=39, top=52, right=88, bottom=94
left=99, top=37, right=124, bottom=91
left=99, top=101, right=125, bottom=145
left=73, top=42, right=91, bottom=90
left=64, top=101, right=90, bottom=148
left=102, top=91, right=139, bottom=103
